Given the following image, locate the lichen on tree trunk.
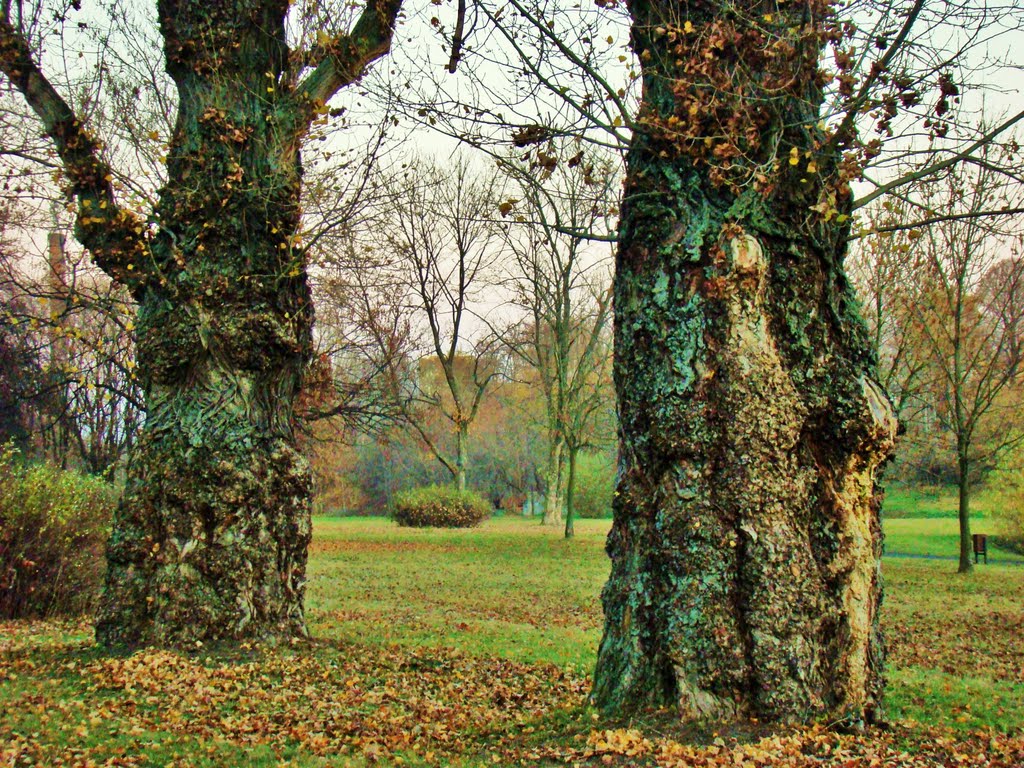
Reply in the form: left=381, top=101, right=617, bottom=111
left=2, top=0, right=402, bottom=646
left=94, top=0, right=316, bottom=646
left=94, top=257, right=315, bottom=644
left=593, top=0, right=898, bottom=723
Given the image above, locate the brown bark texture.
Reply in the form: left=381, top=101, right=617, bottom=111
left=593, top=0, right=898, bottom=723
left=2, top=0, right=401, bottom=646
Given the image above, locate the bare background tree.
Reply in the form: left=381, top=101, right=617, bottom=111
left=347, top=156, right=509, bottom=491
left=856, top=151, right=1024, bottom=572
left=500, top=151, right=616, bottom=534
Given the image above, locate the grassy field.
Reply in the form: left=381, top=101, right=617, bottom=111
left=2, top=514, right=1022, bottom=767
left=882, top=486, right=975, bottom=519
left=885, top=517, right=1023, bottom=560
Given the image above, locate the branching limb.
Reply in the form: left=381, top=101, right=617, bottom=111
left=0, top=11, right=147, bottom=295
left=295, top=0, right=404, bottom=110
left=855, top=109, right=1024, bottom=210
left=856, top=206, right=1024, bottom=238
left=447, top=0, right=468, bottom=73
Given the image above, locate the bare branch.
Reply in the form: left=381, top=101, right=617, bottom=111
left=295, top=0, right=404, bottom=109
left=447, top=0, right=468, bottom=73
left=855, top=207, right=1024, bottom=238
left=855, top=109, right=1024, bottom=210
left=829, top=0, right=926, bottom=149
left=0, top=10, right=148, bottom=294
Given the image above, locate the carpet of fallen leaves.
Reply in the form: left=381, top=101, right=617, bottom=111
left=2, top=618, right=1023, bottom=767
left=887, top=609, right=1024, bottom=685
left=3, top=520, right=1023, bottom=767
left=1, top=622, right=586, bottom=766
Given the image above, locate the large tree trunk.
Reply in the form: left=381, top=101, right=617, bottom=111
left=593, top=0, right=898, bottom=723
left=3, top=0, right=401, bottom=647
left=95, top=1, right=313, bottom=646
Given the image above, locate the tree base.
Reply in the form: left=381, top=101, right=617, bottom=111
left=595, top=228, right=897, bottom=723
left=95, top=434, right=312, bottom=648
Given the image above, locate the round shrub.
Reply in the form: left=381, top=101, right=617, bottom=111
left=573, top=452, right=615, bottom=519
left=986, top=447, right=1024, bottom=554
left=0, top=446, right=117, bottom=619
left=391, top=485, right=491, bottom=528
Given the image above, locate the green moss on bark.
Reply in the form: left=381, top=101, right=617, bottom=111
left=594, top=0, right=896, bottom=724
left=95, top=0, right=315, bottom=648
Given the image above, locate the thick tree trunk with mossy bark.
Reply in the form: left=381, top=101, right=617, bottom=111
left=1, top=0, right=402, bottom=647
left=592, top=0, right=897, bottom=723
left=93, top=1, right=320, bottom=647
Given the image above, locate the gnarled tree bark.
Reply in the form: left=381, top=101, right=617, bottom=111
left=592, top=0, right=897, bottom=723
left=1, top=0, right=402, bottom=646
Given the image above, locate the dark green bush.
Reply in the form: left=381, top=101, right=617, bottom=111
left=0, top=446, right=116, bottom=619
left=573, top=452, right=615, bottom=519
left=391, top=484, right=491, bottom=528
left=987, top=449, right=1024, bottom=553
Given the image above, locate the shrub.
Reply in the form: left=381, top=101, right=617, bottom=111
left=392, top=485, right=491, bottom=528
left=0, top=446, right=117, bottom=619
left=349, top=437, right=446, bottom=516
left=572, top=452, right=615, bottom=519
left=986, top=447, right=1024, bottom=553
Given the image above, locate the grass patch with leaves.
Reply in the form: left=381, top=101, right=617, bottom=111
left=884, top=517, right=1024, bottom=561
left=883, top=485, right=981, bottom=519
left=2, top=514, right=1023, bottom=766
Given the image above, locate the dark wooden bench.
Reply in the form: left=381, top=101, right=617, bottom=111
left=973, top=533, right=988, bottom=564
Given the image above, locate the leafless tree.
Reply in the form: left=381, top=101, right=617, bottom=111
left=345, top=155, right=509, bottom=491
left=887, top=154, right=1024, bottom=572
left=499, top=151, right=616, bottom=535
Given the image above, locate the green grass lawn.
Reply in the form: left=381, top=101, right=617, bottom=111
left=882, top=485, right=970, bottom=518
left=2, top=513, right=1022, bottom=767
left=307, top=517, right=608, bottom=670
left=884, top=517, right=1024, bottom=562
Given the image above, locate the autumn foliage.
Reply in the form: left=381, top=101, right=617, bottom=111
left=391, top=485, right=491, bottom=528
left=0, top=447, right=115, bottom=619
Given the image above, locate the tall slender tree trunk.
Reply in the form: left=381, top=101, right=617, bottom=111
left=96, top=2, right=315, bottom=646
left=957, top=453, right=973, bottom=574
left=593, top=0, right=897, bottom=723
left=456, top=422, right=470, bottom=491
left=543, top=437, right=565, bottom=525
left=564, top=445, right=578, bottom=539
left=45, top=234, right=72, bottom=469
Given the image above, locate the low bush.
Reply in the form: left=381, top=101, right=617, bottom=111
left=0, top=446, right=117, bottom=619
left=986, top=449, right=1024, bottom=553
left=572, top=452, right=615, bottom=519
left=392, top=485, right=491, bottom=528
